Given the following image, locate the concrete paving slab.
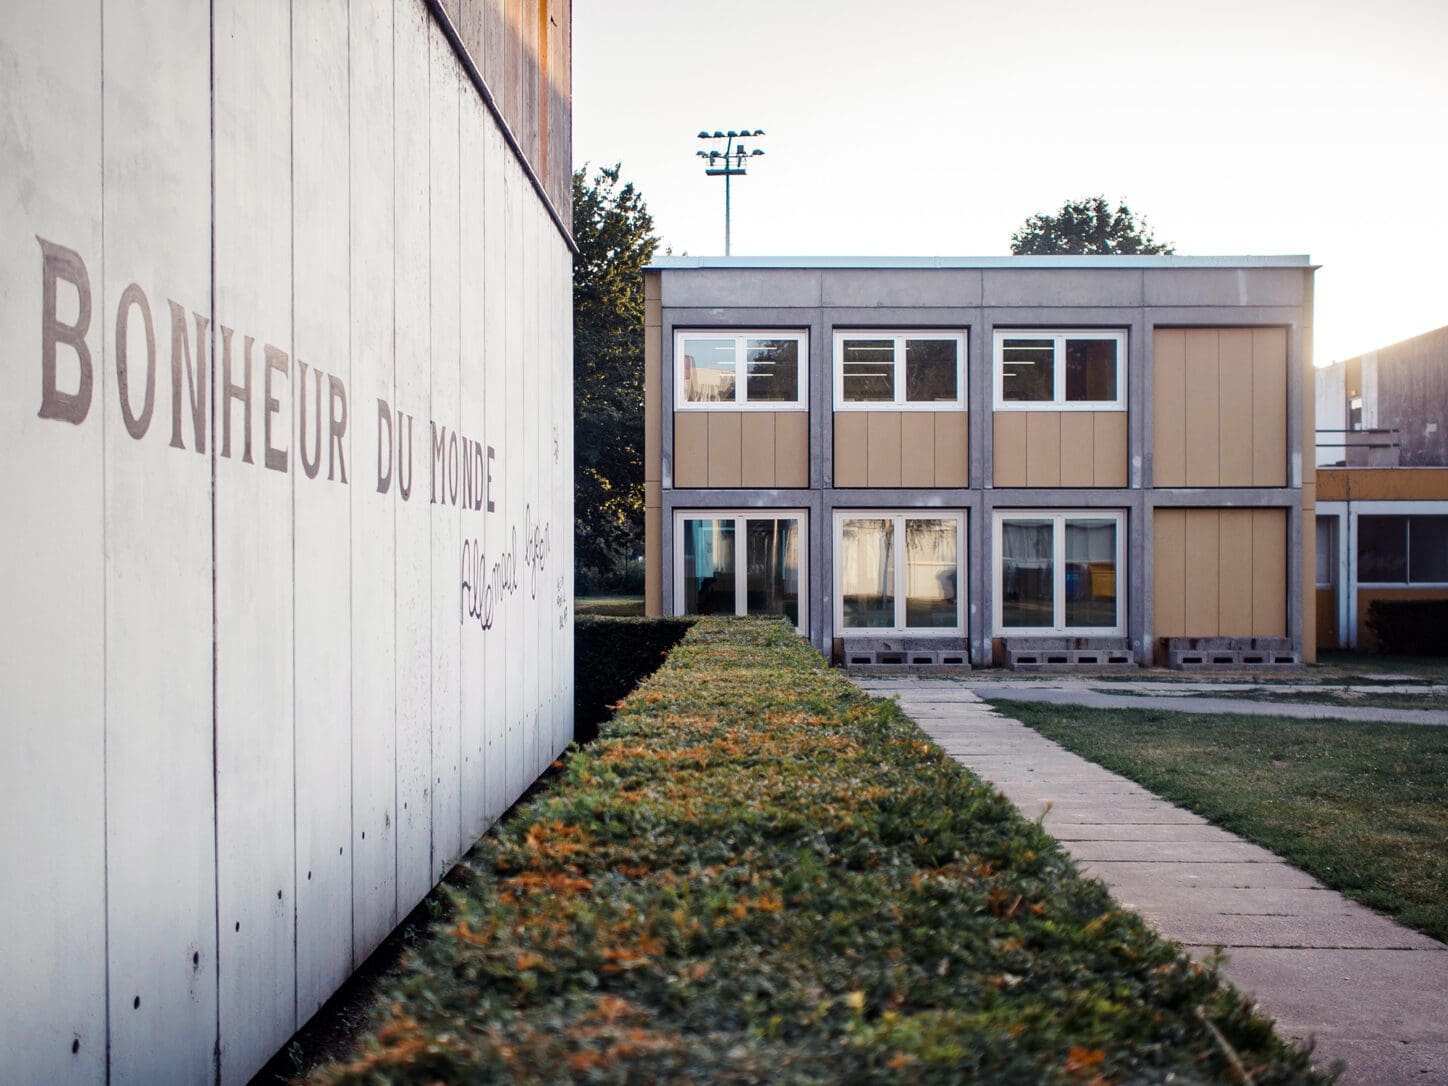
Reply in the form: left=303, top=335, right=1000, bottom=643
left=1063, top=839, right=1286, bottom=863
left=1045, top=822, right=1245, bottom=842
left=1131, top=908, right=1442, bottom=950
left=1072, top=860, right=1329, bottom=889
left=974, top=686, right=1448, bottom=726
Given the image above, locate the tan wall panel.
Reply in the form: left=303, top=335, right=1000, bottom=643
left=644, top=319, right=661, bottom=484
left=1093, top=412, right=1128, bottom=487
left=1355, top=587, right=1448, bottom=652
left=867, top=411, right=902, bottom=488
left=1217, top=509, right=1254, bottom=633
left=775, top=412, right=809, bottom=488
left=674, top=412, right=708, bottom=488
left=1252, top=327, right=1288, bottom=486
left=901, top=413, right=935, bottom=487
left=1153, top=509, right=1186, bottom=638
left=1153, top=329, right=1186, bottom=486
left=707, top=411, right=742, bottom=487
left=1184, top=331, right=1221, bottom=487
left=644, top=505, right=662, bottom=617
left=993, top=412, right=1027, bottom=487
left=1059, top=412, right=1095, bottom=487
left=1025, top=411, right=1061, bottom=488
left=1302, top=485, right=1316, bottom=662
left=1183, top=510, right=1220, bottom=635
left=1218, top=329, right=1254, bottom=486
left=1251, top=508, right=1287, bottom=636
left=935, top=412, right=969, bottom=487
left=833, top=412, right=868, bottom=488
left=1317, top=467, right=1448, bottom=501
left=740, top=412, right=775, bottom=488
left=1315, top=587, right=1338, bottom=650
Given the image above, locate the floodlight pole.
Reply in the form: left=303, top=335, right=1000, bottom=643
left=696, top=128, right=765, bottom=256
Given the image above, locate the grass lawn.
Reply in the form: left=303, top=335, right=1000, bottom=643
left=575, top=595, right=645, bottom=617
left=308, top=619, right=1323, bottom=1084
left=991, top=701, right=1448, bottom=944
left=1314, top=651, right=1448, bottom=682
left=1202, top=688, right=1448, bottom=711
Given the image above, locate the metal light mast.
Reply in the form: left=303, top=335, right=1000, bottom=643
left=696, top=128, right=765, bottom=256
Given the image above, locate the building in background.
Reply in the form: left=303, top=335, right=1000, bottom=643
left=0, top=2, right=573, bottom=1082
left=1314, top=326, right=1448, bottom=650
left=643, top=256, right=1317, bottom=668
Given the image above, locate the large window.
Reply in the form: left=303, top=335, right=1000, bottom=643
left=1316, top=516, right=1337, bottom=588
left=833, top=331, right=965, bottom=410
left=675, top=511, right=806, bottom=631
left=675, top=331, right=808, bottom=409
left=994, top=511, right=1124, bottom=635
left=1358, top=515, right=1448, bottom=585
left=993, top=330, right=1125, bottom=410
left=835, top=511, right=964, bottom=634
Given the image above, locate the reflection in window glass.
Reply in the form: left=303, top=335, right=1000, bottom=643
left=1065, top=339, right=1117, bottom=402
left=682, top=519, right=736, bottom=616
left=746, top=338, right=799, bottom=402
left=681, top=338, right=736, bottom=403
left=905, top=339, right=958, bottom=402
left=841, top=339, right=894, bottom=402
left=1001, top=339, right=1054, bottom=401
left=841, top=519, right=895, bottom=628
left=905, top=519, right=958, bottom=627
left=1358, top=516, right=1407, bottom=583
left=1315, top=517, right=1335, bottom=587
left=1064, top=519, right=1117, bottom=628
left=1409, top=517, right=1448, bottom=583
left=746, top=519, right=801, bottom=624
left=1001, top=519, right=1054, bottom=627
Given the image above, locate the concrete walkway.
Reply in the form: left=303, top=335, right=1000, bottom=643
left=854, top=677, right=1448, bottom=1085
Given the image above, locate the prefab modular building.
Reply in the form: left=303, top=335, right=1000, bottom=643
left=1, top=1, right=573, bottom=1083
left=643, top=256, right=1317, bottom=668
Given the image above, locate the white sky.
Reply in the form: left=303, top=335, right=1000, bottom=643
left=572, top=0, right=1448, bottom=365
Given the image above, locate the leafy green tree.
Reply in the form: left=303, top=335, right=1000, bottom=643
left=1010, top=196, right=1173, bottom=255
left=573, top=164, right=660, bottom=591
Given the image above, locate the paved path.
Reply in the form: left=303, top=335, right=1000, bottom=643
left=854, top=677, right=1448, bottom=1085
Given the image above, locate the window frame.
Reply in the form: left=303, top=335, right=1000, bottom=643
left=991, top=329, right=1127, bottom=411
left=992, top=509, right=1127, bottom=636
left=832, top=330, right=967, bottom=411
left=672, top=509, right=809, bottom=633
left=1355, top=512, right=1448, bottom=587
left=1315, top=515, right=1337, bottom=589
left=674, top=330, right=810, bottom=411
left=832, top=509, right=967, bottom=637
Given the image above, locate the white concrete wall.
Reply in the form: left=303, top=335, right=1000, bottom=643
left=0, top=1, right=574, bottom=1082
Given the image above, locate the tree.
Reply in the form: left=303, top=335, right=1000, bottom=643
left=1010, top=196, right=1173, bottom=255
left=573, top=164, right=660, bottom=591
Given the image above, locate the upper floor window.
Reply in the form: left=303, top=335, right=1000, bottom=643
left=993, top=330, right=1126, bottom=410
left=834, top=331, right=966, bottom=410
left=676, top=331, right=808, bottom=410
left=1358, top=514, right=1448, bottom=585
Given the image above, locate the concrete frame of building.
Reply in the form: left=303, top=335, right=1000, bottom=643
left=644, top=257, right=1318, bottom=666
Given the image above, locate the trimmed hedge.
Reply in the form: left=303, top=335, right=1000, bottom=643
left=1366, top=599, right=1448, bottom=656
left=574, top=615, right=693, bottom=741
left=312, top=618, right=1326, bottom=1084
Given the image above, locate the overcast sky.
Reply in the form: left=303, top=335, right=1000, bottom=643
left=573, top=0, right=1448, bottom=365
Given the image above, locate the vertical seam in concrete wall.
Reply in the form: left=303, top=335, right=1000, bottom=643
left=346, top=2, right=357, bottom=972
left=455, top=67, right=464, bottom=863
left=425, top=23, right=435, bottom=887
left=208, top=0, right=222, bottom=1075
left=100, top=0, right=113, bottom=1074
left=287, top=0, right=300, bottom=1036
left=390, top=0, right=400, bottom=944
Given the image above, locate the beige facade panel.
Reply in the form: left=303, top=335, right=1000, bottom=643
left=1316, top=467, right=1448, bottom=502
left=707, top=411, right=743, bottom=487
left=1252, top=327, right=1288, bottom=487
left=1217, top=329, right=1254, bottom=486
left=644, top=505, right=662, bottom=617
left=1025, top=411, right=1061, bottom=488
left=1251, top=508, right=1287, bottom=636
left=740, top=412, right=774, bottom=488
left=900, top=414, right=935, bottom=487
left=833, top=412, right=868, bottom=487
left=775, top=411, right=809, bottom=488
left=1153, top=509, right=1186, bottom=638
left=1059, top=412, right=1094, bottom=488
left=1153, top=330, right=1187, bottom=487
left=1217, top=509, right=1254, bottom=633
left=993, top=412, right=1028, bottom=487
left=644, top=303, right=661, bottom=486
left=935, top=411, right=969, bottom=486
left=867, top=411, right=903, bottom=488
left=1315, top=586, right=1337, bottom=650
left=673, top=412, right=708, bottom=488
left=1094, top=412, right=1128, bottom=487
left=1183, top=511, right=1220, bottom=635
left=1183, top=331, right=1221, bottom=487
left=1153, top=508, right=1288, bottom=641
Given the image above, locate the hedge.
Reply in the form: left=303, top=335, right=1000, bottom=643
left=311, top=617, right=1326, bottom=1084
left=574, top=616, right=693, bottom=741
left=1365, top=599, right=1448, bottom=656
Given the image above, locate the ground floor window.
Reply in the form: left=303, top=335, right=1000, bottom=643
left=994, top=510, right=1124, bottom=635
left=834, top=511, right=965, bottom=635
left=675, top=511, right=806, bottom=631
left=1357, top=514, right=1448, bottom=585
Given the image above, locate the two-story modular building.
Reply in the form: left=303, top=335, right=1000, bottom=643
left=642, top=256, right=1318, bottom=668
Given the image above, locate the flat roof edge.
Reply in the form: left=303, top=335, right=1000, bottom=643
left=646, top=255, right=1316, bottom=271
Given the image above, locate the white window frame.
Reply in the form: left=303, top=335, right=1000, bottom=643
left=672, top=509, right=808, bottom=633
left=832, top=509, right=967, bottom=637
left=992, top=509, right=1127, bottom=636
left=674, top=330, right=809, bottom=411
left=832, top=330, right=967, bottom=411
left=992, top=330, right=1127, bottom=411
left=1315, top=515, right=1336, bottom=589
left=1352, top=506, right=1448, bottom=588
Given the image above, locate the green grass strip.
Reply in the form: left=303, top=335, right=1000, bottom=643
left=992, top=700, right=1448, bottom=945
left=311, top=619, right=1326, bottom=1084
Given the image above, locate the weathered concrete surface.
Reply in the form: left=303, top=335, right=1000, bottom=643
left=854, top=677, right=1448, bottom=1085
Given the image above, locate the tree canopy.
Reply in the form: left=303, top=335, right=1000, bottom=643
left=573, top=164, right=659, bottom=591
left=1010, top=196, right=1173, bottom=255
